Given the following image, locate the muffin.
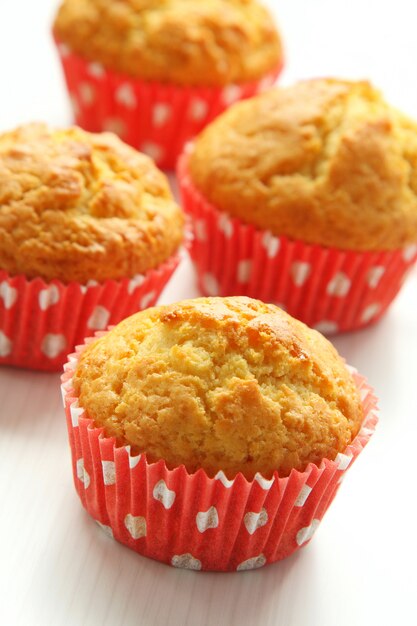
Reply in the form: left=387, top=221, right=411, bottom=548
left=0, top=123, right=184, bottom=370
left=178, top=78, right=417, bottom=333
left=61, top=296, right=378, bottom=570
left=53, top=0, right=284, bottom=169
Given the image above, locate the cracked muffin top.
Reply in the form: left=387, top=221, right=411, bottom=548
left=53, top=0, right=282, bottom=87
left=73, top=296, right=363, bottom=480
left=0, top=123, right=184, bottom=283
left=189, top=78, right=417, bottom=251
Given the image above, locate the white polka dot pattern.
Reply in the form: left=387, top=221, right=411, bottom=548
left=87, top=62, right=105, bottom=78
left=296, top=519, right=320, bottom=546
left=140, top=291, right=156, bottom=310
left=190, top=99, right=208, bottom=121
left=171, top=554, right=202, bottom=570
left=79, top=82, right=95, bottom=105
left=152, top=103, right=171, bottom=127
left=41, top=334, right=67, bottom=359
left=314, top=321, right=339, bottom=335
left=237, top=259, right=252, bottom=284
left=76, top=458, right=90, bottom=489
left=180, top=164, right=417, bottom=335
left=335, top=453, right=353, bottom=470
left=202, top=273, right=219, bottom=296
left=61, top=354, right=377, bottom=571
left=196, top=506, right=219, bottom=533
left=102, top=461, right=116, bottom=486
left=327, top=272, right=351, bottom=297
left=128, top=274, right=145, bottom=294
left=361, top=303, right=381, bottom=324
left=262, top=231, right=280, bottom=258
left=291, top=261, right=311, bottom=287
left=153, top=480, right=176, bottom=510
left=244, top=508, right=268, bottom=535
left=0, top=226, right=180, bottom=371
left=0, top=281, right=17, bottom=309
left=58, top=42, right=71, bottom=57
left=128, top=454, right=141, bottom=469
left=222, top=84, right=242, bottom=105
left=102, top=117, right=127, bottom=137
left=194, top=220, right=207, bottom=242
left=218, top=214, right=233, bottom=239
left=141, top=141, right=164, bottom=163
left=367, top=266, right=385, bottom=288
left=124, top=514, right=147, bottom=540
left=0, top=253, right=178, bottom=369
left=402, top=243, right=417, bottom=262
left=0, top=331, right=12, bottom=357
left=38, top=285, right=60, bottom=311
left=87, top=305, right=110, bottom=330
left=57, top=39, right=284, bottom=172
left=294, top=484, right=312, bottom=507
left=236, top=554, right=266, bottom=571
left=115, top=83, right=137, bottom=109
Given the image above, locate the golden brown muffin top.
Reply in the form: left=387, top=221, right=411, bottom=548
left=54, top=0, right=282, bottom=86
left=0, top=123, right=184, bottom=283
left=189, top=79, right=417, bottom=251
left=73, top=296, right=363, bottom=480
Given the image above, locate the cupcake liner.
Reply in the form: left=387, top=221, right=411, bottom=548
left=0, top=252, right=181, bottom=371
left=54, top=37, right=283, bottom=170
left=177, top=152, right=417, bottom=334
left=61, top=338, right=378, bottom=572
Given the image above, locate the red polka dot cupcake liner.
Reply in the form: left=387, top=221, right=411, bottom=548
left=61, top=338, right=377, bottom=572
left=0, top=252, right=181, bottom=372
left=54, top=37, right=283, bottom=170
left=177, top=152, right=417, bottom=334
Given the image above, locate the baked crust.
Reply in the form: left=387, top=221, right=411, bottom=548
left=73, top=296, right=363, bottom=479
left=54, top=0, right=282, bottom=86
left=0, top=123, right=184, bottom=283
left=189, top=79, right=417, bottom=251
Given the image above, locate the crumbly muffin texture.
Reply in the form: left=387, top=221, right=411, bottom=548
left=0, top=123, right=183, bottom=283
left=54, top=0, right=282, bottom=86
left=189, top=79, right=417, bottom=251
left=73, top=296, right=363, bottom=480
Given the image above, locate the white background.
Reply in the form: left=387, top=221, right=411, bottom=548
left=1, top=1, right=417, bottom=625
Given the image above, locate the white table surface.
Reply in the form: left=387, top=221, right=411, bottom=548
left=1, top=1, right=417, bottom=625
